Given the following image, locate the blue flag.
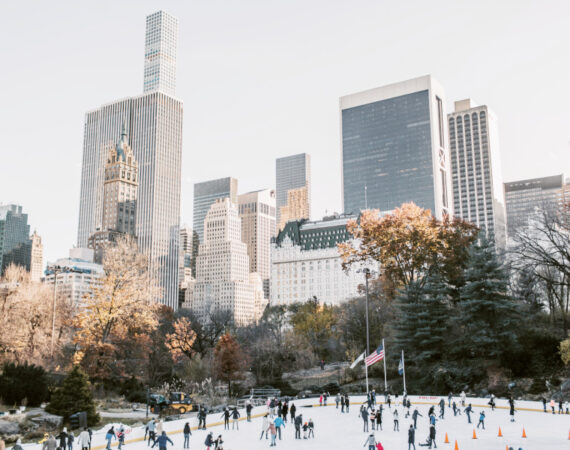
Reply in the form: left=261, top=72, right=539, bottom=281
left=398, top=354, right=404, bottom=376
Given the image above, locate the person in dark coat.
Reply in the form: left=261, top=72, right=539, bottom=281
left=345, top=394, right=350, bottom=413
left=408, top=424, right=416, bottom=450
left=204, top=432, right=214, bottom=450
left=359, top=405, right=369, bottom=432
left=412, top=408, right=422, bottom=429
left=220, top=408, right=230, bottom=430
left=183, top=422, right=192, bottom=449
left=340, top=395, right=345, bottom=413
left=438, top=399, right=445, bottom=419
left=464, top=404, right=473, bottom=424
left=294, top=414, right=302, bottom=439
left=376, top=405, right=383, bottom=430
left=151, top=432, right=173, bottom=450
left=56, top=428, right=69, bottom=450
left=231, top=407, right=240, bottom=430
left=282, top=402, right=288, bottom=422
left=290, top=403, right=296, bottom=421
left=246, top=401, right=253, bottom=422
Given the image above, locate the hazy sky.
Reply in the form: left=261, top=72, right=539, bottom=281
left=1, top=0, right=569, bottom=265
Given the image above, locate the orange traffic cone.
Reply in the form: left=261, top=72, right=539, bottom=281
left=498, top=427, right=503, bottom=437
left=522, top=427, right=527, bottom=438
left=472, top=429, right=477, bottom=439
left=454, top=440, right=459, bottom=450
left=444, top=432, right=449, bottom=443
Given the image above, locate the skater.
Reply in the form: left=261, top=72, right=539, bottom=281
left=290, top=403, right=296, bottom=422
left=116, top=427, right=124, bottom=450
left=336, top=393, right=341, bottom=409
left=477, top=411, right=485, bottom=429
left=231, top=407, right=240, bottom=430
left=156, top=420, right=163, bottom=436
left=246, top=400, right=253, bottom=422
left=393, top=409, right=399, bottom=431
left=387, top=394, right=391, bottom=409
left=146, top=419, right=156, bottom=445
left=104, top=427, right=115, bottom=450
left=204, top=432, right=214, bottom=450
left=282, top=402, right=288, bottom=422
left=267, top=421, right=277, bottom=447
left=319, top=394, right=323, bottom=407
left=183, top=422, right=192, bottom=449
left=452, top=402, right=457, bottom=416
left=376, top=406, right=382, bottom=430
left=151, top=432, right=173, bottom=450
left=428, top=424, right=437, bottom=448
left=360, top=405, right=369, bottom=432
left=345, top=394, right=350, bottom=413
left=550, top=399, right=555, bottom=414
left=213, top=435, right=223, bottom=450
left=308, top=418, right=315, bottom=438
left=260, top=414, right=269, bottom=440
left=341, top=395, right=345, bottom=413
left=509, top=397, right=515, bottom=422
left=558, top=399, right=563, bottom=414
left=447, top=392, right=452, bottom=408
left=438, top=399, right=445, bottom=419
left=294, top=414, right=302, bottom=439
left=67, top=432, right=75, bottom=450
left=43, top=435, right=58, bottom=450
left=57, top=428, right=69, bottom=450
left=274, top=415, right=284, bottom=440
left=488, top=395, right=496, bottom=411
left=302, top=422, right=309, bottom=439
left=220, top=408, right=230, bottom=430
left=198, top=407, right=207, bottom=430
left=408, top=424, right=416, bottom=450
left=464, top=404, right=473, bottom=424
left=324, top=392, right=329, bottom=406
left=412, top=408, right=422, bottom=429
left=460, top=391, right=466, bottom=407
left=363, top=433, right=377, bottom=450
left=542, top=397, right=547, bottom=412
left=77, top=429, right=90, bottom=450
left=370, top=409, right=376, bottom=430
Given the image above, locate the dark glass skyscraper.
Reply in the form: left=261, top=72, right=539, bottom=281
left=0, top=204, right=31, bottom=275
left=340, top=75, right=452, bottom=219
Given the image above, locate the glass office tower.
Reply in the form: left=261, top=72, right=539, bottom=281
left=340, top=75, right=452, bottom=219
left=276, top=153, right=311, bottom=229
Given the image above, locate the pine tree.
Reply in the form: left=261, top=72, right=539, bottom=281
left=47, top=366, right=99, bottom=426
left=455, top=237, right=518, bottom=361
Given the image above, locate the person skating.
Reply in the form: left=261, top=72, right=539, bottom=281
left=438, top=399, right=445, bottom=419
left=542, top=397, right=547, bottom=412
left=460, top=391, right=466, bottom=407
left=428, top=424, right=437, bottom=449
left=103, top=427, right=115, bottom=450
left=267, top=422, right=277, bottom=447
left=408, top=424, right=416, bottom=450
left=477, top=411, right=485, bottom=429
left=393, top=409, right=399, bottom=431
left=294, top=414, right=302, bottom=439
left=260, top=414, right=269, bottom=439
left=558, top=399, right=563, bottom=414
left=282, top=402, right=288, bottom=422
left=308, top=419, right=314, bottom=438
left=198, top=407, right=207, bottom=430
left=67, top=431, right=75, bottom=450
left=550, top=399, right=555, bottom=414
left=336, top=393, right=341, bottom=409
left=204, top=432, right=214, bottom=450
left=363, top=433, right=376, bottom=450
left=345, top=394, right=350, bottom=413
left=341, top=395, right=345, bottom=413
left=324, top=392, right=329, bottom=406
left=370, top=409, right=376, bottom=430
left=183, top=422, right=192, bottom=449
left=274, top=415, right=285, bottom=440
left=359, top=405, right=369, bottom=432
left=447, top=392, right=452, bottom=408
left=386, top=394, right=391, bottom=409
left=452, top=402, right=457, bottom=416
left=509, top=398, right=515, bottom=422
left=412, top=408, right=422, bottom=429
left=246, top=400, right=253, bottom=422
left=302, top=422, right=309, bottom=439
left=428, top=406, right=434, bottom=417
left=231, top=407, right=240, bottom=430
left=146, top=419, right=156, bottom=446
left=78, top=429, right=90, bottom=450
left=156, top=420, right=163, bottom=436
left=376, top=406, right=382, bottom=430
left=464, top=404, right=473, bottom=424
left=488, top=395, right=496, bottom=411
left=116, top=427, right=124, bottom=450
left=290, top=403, right=296, bottom=422
left=43, top=435, right=57, bottom=450
left=151, top=432, right=173, bottom=450
left=319, top=394, right=323, bottom=407
left=56, top=428, right=69, bottom=450
left=213, top=435, right=223, bottom=450
left=220, top=408, right=230, bottom=430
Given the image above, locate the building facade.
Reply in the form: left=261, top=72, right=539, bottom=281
left=278, top=186, right=310, bottom=232
left=0, top=204, right=31, bottom=276
left=340, top=75, right=452, bottom=219
left=190, top=199, right=266, bottom=325
left=193, top=177, right=238, bottom=246
left=271, top=214, right=367, bottom=306
left=29, top=231, right=43, bottom=282
left=276, top=153, right=311, bottom=230
left=143, top=11, right=178, bottom=96
left=238, top=189, right=276, bottom=298
left=448, top=99, right=506, bottom=248
left=504, top=174, right=565, bottom=236
left=77, top=11, right=183, bottom=309
left=44, top=248, right=104, bottom=306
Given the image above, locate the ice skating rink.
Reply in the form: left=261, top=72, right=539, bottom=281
left=28, top=396, right=570, bottom=450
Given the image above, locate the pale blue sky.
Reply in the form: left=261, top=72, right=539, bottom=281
left=1, top=0, right=569, bottom=264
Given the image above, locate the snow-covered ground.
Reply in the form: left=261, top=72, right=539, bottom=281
left=29, top=396, right=570, bottom=450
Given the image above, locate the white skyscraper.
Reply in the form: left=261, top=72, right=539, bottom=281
left=190, top=199, right=266, bottom=325
left=448, top=99, right=506, bottom=248
left=77, top=11, right=183, bottom=309
left=238, top=189, right=276, bottom=299
left=143, top=11, right=178, bottom=96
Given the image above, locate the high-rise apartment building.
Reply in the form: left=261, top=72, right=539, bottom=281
left=179, top=225, right=194, bottom=280
left=276, top=154, right=311, bottom=230
left=238, top=189, right=276, bottom=298
left=29, top=231, right=43, bottom=282
left=504, top=174, right=565, bottom=236
left=448, top=99, right=506, bottom=248
left=340, top=75, right=452, bottom=219
left=0, top=204, right=30, bottom=275
left=190, top=199, right=266, bottom=325
left=77, top=11, right=183, bottom=309
left=192, top=177, right=238, bottom=244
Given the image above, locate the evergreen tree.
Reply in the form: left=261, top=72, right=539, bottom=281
left=47, top=366, right=99, bottom=426
left=455, top=237, right=518, bottom=361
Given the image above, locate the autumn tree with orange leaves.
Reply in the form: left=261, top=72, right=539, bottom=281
left=73, top=236, right=162, bottom=379
left=166, top=316, right=197, bottom=362
left=339, top=203, right=478, bottom=298
left=213, top=333, right=249, bottom=397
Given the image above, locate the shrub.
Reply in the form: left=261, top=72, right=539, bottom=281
left=0, top=362, right=49, bottom=406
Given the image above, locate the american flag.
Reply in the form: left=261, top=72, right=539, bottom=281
left=365, top=344, right=385, bottom=367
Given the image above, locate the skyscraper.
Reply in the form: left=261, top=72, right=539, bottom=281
left=504, top=174, right=565, bottom=236
left=0, top=204, right=30, bottom=275
left=29, top=230, right=43, bottom=282
left=275, top=153, right=311, bottom=230
left=238, top=189, right=276, bottom=298
left=190, top=199, right=266, bottom=325
left=77, top=11, right=183, bottom=309
left=192, top=177, right=238, bottom=244
left=340, top=75, right=452, bottom=219
left=179, top=224, right=194, bottom=280
left=448, top=99, right=506, bottom=248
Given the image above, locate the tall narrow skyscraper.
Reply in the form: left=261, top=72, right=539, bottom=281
left=0, top=204, right=30, bottom=275
left=192, top=177, right=238, bottom=245
left=77, top=11, right=183, bottom=309
left=448, top=99, right=506, bottom=248
left=340, top=75, right=452, bottom=219
left=276, top=153, right=311, bottom=230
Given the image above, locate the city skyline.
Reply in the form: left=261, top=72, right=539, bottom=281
left=1, top=1, right=569, bottom=264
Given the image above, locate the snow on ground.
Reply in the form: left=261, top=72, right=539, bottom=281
left=28, top=396, right=570, bottom=450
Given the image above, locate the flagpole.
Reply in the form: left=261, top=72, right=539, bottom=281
left=382, top=338, right=387, bottom=392
left=364, top=269, right=371, bottom=395
left=365, top=356, right=369, bottom=394
left=402, top=350, right=406, bottom=394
